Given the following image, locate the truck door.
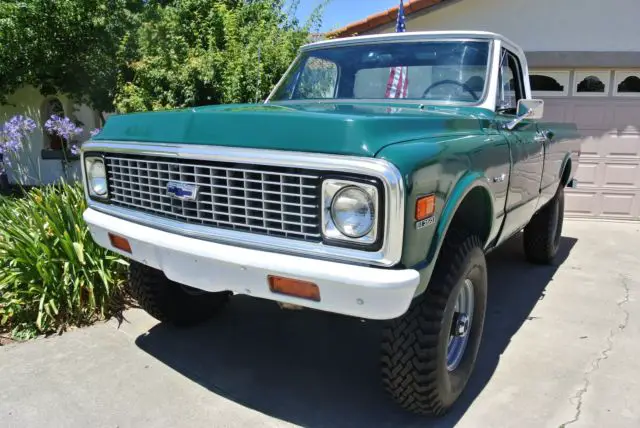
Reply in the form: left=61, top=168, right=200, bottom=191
left=497, top=48, right=545, bottom=241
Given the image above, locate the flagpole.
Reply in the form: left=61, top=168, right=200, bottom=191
left=255, top=44, right=262, bottom=104
left=385, top=0, right=408, bottom=99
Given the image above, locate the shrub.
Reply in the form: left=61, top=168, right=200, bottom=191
left=114, top=0, right=325, bottom=112
left=0, top=182, right=129, bottom=339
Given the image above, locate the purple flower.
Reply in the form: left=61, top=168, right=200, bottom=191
left=2, top=138, right=21, bottom=152
left=90, top=128, right=102, bottom=137
left=0, top=115, right=37, bottom=169
left=7, top=115, right=36, bottom=135
left=70, top=144, right=80, bottom=156
left=1, top=114, right=36, bottom=145
left=44, top=115, right=83, bottom=141
left=43, top=114, right=60, bottom=135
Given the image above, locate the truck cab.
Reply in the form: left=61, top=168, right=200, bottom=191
left=82, top=31, right=581, bottom=416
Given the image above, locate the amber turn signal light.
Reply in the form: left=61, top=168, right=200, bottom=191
left=415, top=194, right=436, bottom=221
left=268, top=276, right=320, bottom=302
left=108, top=233, right=132, bottom=253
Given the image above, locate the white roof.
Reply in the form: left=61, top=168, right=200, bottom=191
left=302, top=31, right=522, bottom=54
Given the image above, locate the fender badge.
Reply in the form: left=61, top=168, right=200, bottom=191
left=492, top=173, right=506, bottom=183
left=416, top=217, right=435, bottom=229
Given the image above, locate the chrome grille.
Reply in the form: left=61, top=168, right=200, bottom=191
left=104, top=155, right=321, bottom=241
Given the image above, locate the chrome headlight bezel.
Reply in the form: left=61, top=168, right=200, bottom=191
left=321, top=178, right=381, bottom=248
left=84, top=155, right=109, bottom=201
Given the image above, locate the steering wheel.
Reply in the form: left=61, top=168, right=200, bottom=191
left=422, top=79, right=479, bottom=101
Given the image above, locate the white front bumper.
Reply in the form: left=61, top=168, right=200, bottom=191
left=84, top=208, right=420, bottom=320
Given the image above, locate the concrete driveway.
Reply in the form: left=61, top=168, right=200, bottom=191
left=1, top=220, right=639, bottom=428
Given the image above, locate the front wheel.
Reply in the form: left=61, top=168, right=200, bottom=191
left=523, top=185, right=565, bottom=264
left=381, top=234, right=488, bottom=416
left=128, top=261, right=230, bottom=326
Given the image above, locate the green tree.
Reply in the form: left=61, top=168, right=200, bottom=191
left=0, top=0, right=326, bottom=116
left=0, top=0, right=141, bottom=118
left=114, top=0, right=326, bottom=112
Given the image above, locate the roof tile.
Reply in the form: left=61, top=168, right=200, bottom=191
left=327, top=0, right=445, bottom=38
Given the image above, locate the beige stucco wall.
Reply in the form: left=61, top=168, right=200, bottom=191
left=365, top=0, right=640, bottom=53
left=0, top=86, right=100, bottom=185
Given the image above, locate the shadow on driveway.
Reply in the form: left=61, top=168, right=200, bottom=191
left=135, top=234, right=577, bottom=427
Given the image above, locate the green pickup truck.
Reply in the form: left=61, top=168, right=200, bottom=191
left=82, top=31, right=581, bottom=415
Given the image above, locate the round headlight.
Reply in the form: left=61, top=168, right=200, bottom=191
left=330, top=186, right=375, bottom=238
left=87, top=158, right=107, bottom=196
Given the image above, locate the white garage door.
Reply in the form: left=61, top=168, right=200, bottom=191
left=532, top=69, right=640, bottom=220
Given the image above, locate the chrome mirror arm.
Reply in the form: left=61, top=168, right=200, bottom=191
left=504, top=108, right=533, bottom=130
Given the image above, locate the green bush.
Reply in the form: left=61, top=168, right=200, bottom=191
left=114, top=0, right=324, bottom=112
left=0, top=182, right=129, bottom=339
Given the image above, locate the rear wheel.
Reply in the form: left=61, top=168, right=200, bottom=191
left=381, top=234, right=487, bottom=415
left=523, top=186, right=564, bottom=264
left=128, top=261, right=230, bottom=326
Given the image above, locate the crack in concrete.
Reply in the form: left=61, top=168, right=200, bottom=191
left=559, top=274, right=631, bottom=428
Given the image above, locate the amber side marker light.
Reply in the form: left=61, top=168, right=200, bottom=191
left=109, top=233, right=132, bottom=253
left=268, top=276, right=321, bottom=302
left=415, top=194, right=436, bottom=221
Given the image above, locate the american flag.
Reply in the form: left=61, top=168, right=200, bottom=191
left=385, top=0, right=408, bottom=99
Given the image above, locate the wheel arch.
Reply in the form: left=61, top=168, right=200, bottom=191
left=560, top=154, right=572, bottom=186
left=416, top=173, right=494, bottom=294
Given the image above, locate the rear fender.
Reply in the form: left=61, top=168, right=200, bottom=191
left=560, top=152, right=573, bottom=185
left=539, top=151, right=573, bottom=210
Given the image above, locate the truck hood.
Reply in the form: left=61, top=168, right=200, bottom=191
left=94, top=102, right=493, bottom=157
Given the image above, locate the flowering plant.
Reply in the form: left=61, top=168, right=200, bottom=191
left=0, top=115, right=36, bottom=169
left=44, top=115, right=84, bottom=155
left=0, top=115, right=38, bottom=181
left=0, top=113, right=95, bottom=185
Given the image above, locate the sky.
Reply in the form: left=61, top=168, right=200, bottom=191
left=295, top=0, right=401, bottom=32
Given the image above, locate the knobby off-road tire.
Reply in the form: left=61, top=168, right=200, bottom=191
left=381, top=234, right=488, bottom=416
left=523, top=185, right=565, bottom=264
left=128, top=261, right=230, bottom=326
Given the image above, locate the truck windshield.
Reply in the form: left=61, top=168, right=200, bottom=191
left=269, top=40, right=491, bottom=104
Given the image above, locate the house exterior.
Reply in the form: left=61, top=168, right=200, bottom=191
left=0, top=86, right=101, bottom=186
left=330, top=0, right=640, bottom=220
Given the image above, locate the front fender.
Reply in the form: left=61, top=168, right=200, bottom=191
left=412, top=174, right=494, bottom=295
left=376, top=133, right=506, bottom=297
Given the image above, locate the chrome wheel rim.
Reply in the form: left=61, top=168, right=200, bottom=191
left=446, top=278, right=475, bottom=372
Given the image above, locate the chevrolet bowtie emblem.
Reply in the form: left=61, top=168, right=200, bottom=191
left=166, top=181, right=199, bottom=201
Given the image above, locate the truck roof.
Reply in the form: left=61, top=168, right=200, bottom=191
left=303, top=31, right=522, bottom=56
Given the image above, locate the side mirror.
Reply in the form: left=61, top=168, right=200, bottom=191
left=506, top=99, right=544, bottom=130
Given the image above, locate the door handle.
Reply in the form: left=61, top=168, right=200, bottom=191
left=537, top=129, right=554, bottom=140
left=533, top=130, right=551, bottom=143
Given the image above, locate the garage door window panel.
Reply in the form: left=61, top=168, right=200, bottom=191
left=574, top=70, right=611, bottom=97
left=614, top=71, right=640, bottom=97
left=530, top=70, right=570, bottom=97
